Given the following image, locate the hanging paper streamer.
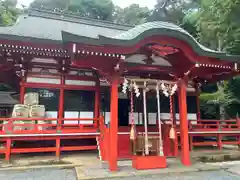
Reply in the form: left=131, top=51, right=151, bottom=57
left=122, top=78, right=178, bottom=155
left=159, top=83, right=178, bottom=139
left=121, top=79, right=140, bottom=144
left=122, top=78, right=128, bottom=94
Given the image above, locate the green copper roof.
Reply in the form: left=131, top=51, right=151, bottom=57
left=62, top=21, right=240, bottom=61
left=114, top=21, right=186, bottom=40
left=0, top=9, right=131, bottom=43
left=114, top=21, right=216, bottom=52
left=0, top=9, right=239, bottom=62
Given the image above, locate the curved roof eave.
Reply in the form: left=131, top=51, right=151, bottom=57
left=62, top=21, right=240, bottom=62
left=0, top=34, right=62, bottom=45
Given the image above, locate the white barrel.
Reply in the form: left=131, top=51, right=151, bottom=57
left=24, top=92, right=39, bottom=106
left=30, top=105, right=49, bottom=131
left=29, top=105, right=45, bottom=118
left=12, top=104, right=29, bottom=118
left=11, top=104, right=34, bottom=131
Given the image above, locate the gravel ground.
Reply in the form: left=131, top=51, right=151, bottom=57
left=0, top=167, right=77, bottom=180
left=109, top=170, right=240, bottom=180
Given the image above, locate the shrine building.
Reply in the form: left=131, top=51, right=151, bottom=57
left=0, top=9, right=239, bottom=171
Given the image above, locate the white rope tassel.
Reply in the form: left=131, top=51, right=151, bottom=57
left=130, top=87, right=136, bottom=141
left=143, top=81, right=149, bottom=155
left=96, top=137, right=102, bottom=161
left=169, top=95, right=176, bottom=139
left=156, top=84, right=164, bottom=156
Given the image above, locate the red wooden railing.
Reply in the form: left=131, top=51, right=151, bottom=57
left=0, top=117, right=98, bottom=134
left=98, top=116, right=108, bottom=161
left=0, top=116, right=239, bottom=162
left=0, top=117, right=102, bottom=162
left=182, top=119, right=240, bottom=150
left=189, top=119, right=240, bottom=130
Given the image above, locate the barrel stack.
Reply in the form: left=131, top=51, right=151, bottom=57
left=10, top=93, right=48, bottom=131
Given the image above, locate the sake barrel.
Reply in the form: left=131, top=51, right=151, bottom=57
left=29, top=105, right=49, bottom=130
left=24, top=92, right=39, bottom=106
left=12, top=104, right=29, bottom=118
left=29, top=105, right=45, bottom=118
left=11, top=104, right=34, bottom=131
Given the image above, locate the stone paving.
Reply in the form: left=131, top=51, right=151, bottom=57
left=0, top=167, right=239, bottom=180
left=107, top=170, right=240, bottom=180
left=75, top=158, right=225, bottom=179
left=0, top=167, right=77, bottom=180
left=0, top=149, right=239, bottom=180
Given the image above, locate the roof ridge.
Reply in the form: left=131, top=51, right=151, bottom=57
left=27, top=8, right=133, bottom=31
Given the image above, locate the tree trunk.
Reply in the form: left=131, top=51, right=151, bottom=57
left=219, top=105, right=225, bottom=120
left=217, top=81, right=225, bottom=120
left=216, top=36, right=224, bottom=120
left=218, top=39, right=222, bottom=52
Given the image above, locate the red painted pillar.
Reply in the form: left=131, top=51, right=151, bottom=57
left=20, top=78, right=25, bottom=104
left=217, top=134, right=223, bottom=150
left=237, top=118, right=240, bottom=149
left=178, top=79, right=191, bottom=166
left=109, top=74, right=119, bottom=171
left=58, top=75, right=65, bottom=129
left=195, top=84, right=201, bottom=122
left=5, top=138, right=11, bottom=162
left=56, top=75, right=64, bottom=159
left=94, top=78, right=100, bottom=127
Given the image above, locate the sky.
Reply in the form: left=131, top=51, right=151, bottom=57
left=17, top=0, right=157, bottom=9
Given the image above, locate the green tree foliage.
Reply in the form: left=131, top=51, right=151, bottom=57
left=182, top=10, right=200, bottom=38
left=30, top=0, right=114, bottom=21
left=30, top=0, right=69, bottom=11
left=30, top=0, right=150, bottom=24
left=183, top=0, right=240, bottom=119
left=200, top=82, right=240, bottom=119
left=68, top=0, right=114, bottom=20
left=185, top=0, right=240, bottom=53
left=148, top=0, right=198, bottom=24
left=113, top=4, right=150, bottom=25
left=0, top=0, right=20, bottom=26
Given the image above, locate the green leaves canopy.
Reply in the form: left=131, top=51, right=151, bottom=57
left=30, top=0, right=115, bottom=21
left=113, top=4, right=150, bottom=25
left=0, top=0, right=20, bottom=26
